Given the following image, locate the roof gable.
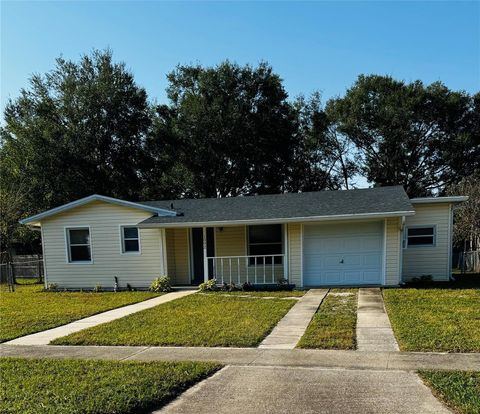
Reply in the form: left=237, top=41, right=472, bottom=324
left=19, top=194, right=177, bottom=225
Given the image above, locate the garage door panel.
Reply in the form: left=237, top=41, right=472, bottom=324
left=363, top=271, right=381, bottom=283
left=303, top=222, right=383, bottom=286
left=344, top=270, right=362, bottom=283
left=324, top=271, right=342, bottom=283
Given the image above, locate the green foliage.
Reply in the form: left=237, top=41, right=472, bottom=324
left=93, top=283, right=102, bottom=293
left=326, top=75, right=479, bottom=197
left=52, top=294, right=296, bottom=347
left=163, top=61, right=296, bottom=197
left=0, top=284, right=159, bottom=342
left=384, top=288, right=480, bottom=352
left=150, top=276, right=172, bottom=292
left=297, top=289, right=358, bottom=349
left=198, top=278, right=218, bottom=291
left=419, top=370, right=480, bottom=414
left=0, top=358, right=221, bottom=414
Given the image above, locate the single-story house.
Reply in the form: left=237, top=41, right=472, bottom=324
left=19, top=186, right=467, bottom=290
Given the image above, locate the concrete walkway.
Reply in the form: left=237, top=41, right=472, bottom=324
left=155, top=365, right=451, bottom=414
left=356, top=288, right=399, bottom=352
left=4, top=290, right=196, bottom=346
left=2, top=344, right=479, bottom=371
left=259, top=289, right=328, bottom=349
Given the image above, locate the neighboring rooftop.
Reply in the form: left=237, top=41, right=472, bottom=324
left=138, top=185, right=415, bottom=227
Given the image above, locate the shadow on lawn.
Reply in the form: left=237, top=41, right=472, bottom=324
left=402, top=273, right=480, bottom=290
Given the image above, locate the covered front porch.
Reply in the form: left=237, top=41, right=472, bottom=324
left=160, top=225, right=288, bottom=286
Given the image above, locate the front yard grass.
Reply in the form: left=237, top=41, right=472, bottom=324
left=0, top=284, right=160, bottom=342
left=297, top=289, right=357, bottom=350
left=419, top=370, right=480, bottom=414
left=0, top=357, right=221, bottom=414
left=383, top=288, right=480, bottom=352
left=53, top=294, right=296, bottom=347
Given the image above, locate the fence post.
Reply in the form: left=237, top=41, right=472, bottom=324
left=8, top=262, right=15, bottom=292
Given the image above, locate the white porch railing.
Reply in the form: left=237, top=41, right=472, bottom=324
left=206, top=254, right=284, bottom=285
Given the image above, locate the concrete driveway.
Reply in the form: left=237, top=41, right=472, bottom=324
left=157, top=365, right=450, bottom=414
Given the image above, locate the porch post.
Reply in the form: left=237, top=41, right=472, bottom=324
left=203, top=227, right=209, bottom=282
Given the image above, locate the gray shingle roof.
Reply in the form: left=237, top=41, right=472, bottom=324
left=138, top=186, right=414, bottom=226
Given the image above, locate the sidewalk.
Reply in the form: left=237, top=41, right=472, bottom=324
left=356, top=288, right=399, bottom=352
left=4, top=290, right=196, bottom=346
left=259, top=289, right=328, bottom=349
left=2, top=344, right=479, bottom=371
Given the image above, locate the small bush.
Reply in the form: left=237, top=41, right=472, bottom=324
left=199, top=278, right=218, bottom=291
left=150, top=276, right=172, bottom=293
left=93, top=284, right=102, bottom=293
left=221, top=282, right=240, bottom=292
left=242, top=281, right=254, bottom=291
left=46, top=283, right=58, bottom=291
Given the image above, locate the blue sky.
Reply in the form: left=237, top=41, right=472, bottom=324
left=1, top=1, right=479, bottom=115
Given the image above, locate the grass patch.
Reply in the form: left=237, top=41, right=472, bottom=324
left=0, top=284, right=160, bottom=342
left=419, top=370, right=480, bottom=414
left=0, top=357, right=221, bottom=414
left=297, top=289, right=357, bottom=350
left=203, top=290, right=305, bottom=298
left=53, top=294, right=296, bottom=347
left=383, top=288, right=480, bottom=352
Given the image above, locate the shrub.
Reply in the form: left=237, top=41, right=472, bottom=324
left=46, top=283, right=58, bottom=291
left=199, top=278, right=218, bottom=291
left=242, top=281, right=254, bottom=291
left=221, top=282, right=240, bottom=292
left=150, top=276, right=172, bottom=292
left=93, top=283, right=102, bottom=293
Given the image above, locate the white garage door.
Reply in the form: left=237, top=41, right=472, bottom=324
left=303, top=221, right=384, bottom=286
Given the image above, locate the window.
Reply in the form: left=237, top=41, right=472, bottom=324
left=66, top=228, right=92, bottom=263
left=405, top=226, right=435, bottom=247
left=248, top=224, right=282, bottom=264
left=121, top=226, right=140, bottom=253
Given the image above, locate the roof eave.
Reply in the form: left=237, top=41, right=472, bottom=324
left=137, top=210, right=416, bottom=228
left=410, top=196, right=469, bottom=204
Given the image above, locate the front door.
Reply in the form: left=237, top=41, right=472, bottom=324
left=191, top=228, right=215, bottom=284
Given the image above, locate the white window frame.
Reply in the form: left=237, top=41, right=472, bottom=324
left=247, top=224, right=283, bottom=265
left=64, top=226, right=93, bottom=264
left=404, top=225, right=436, bottom=248
left=119, top=225, right=141, bottom=255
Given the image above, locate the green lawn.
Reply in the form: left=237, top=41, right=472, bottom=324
left=203, top=290, right=306, bottom=297
left=53, top=293, right=296, bottom=347
left=297, top=289, right=357, bottom=350
left=0, top=358, right=221, bottom=414
left=0, top=284, right=160, bottom=342
left=383, top=288, right=480, bottom=352
left=419, top=370, right=480, bottom=414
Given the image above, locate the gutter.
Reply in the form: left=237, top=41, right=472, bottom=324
left=137, top=210, right=416, bottom=229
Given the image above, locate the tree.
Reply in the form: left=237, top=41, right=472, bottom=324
left=1, top=49, right=151, bottom=216
left=287, top=93, right=357, bottom=192
left=163, top=61, right=296, bottom=197
left=327, top=75, right=479, bottom=197
left=447, top=173, right=480, bottom=252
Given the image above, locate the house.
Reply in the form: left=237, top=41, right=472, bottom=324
left=19, top=186, right=467, bottom=290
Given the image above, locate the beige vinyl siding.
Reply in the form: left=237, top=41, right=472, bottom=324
left=385, top=217, right=401, bottom=285
left=172, top=228, right=190, bottom=284
left=211, top=225, right=284, bottom=284
left=402, top=203, right=451, bottom=281
left=215, top=226, right=246, bottom=257
left=287, top=223, right=302, bottom=287
left=41, top=201, right=162, bottom=289
left=165, top=229, right=176, bottom=280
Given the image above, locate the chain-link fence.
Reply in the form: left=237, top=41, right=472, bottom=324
left=0, top=255, right=44, bottom=291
